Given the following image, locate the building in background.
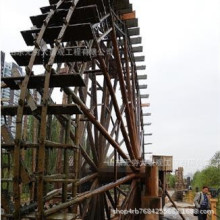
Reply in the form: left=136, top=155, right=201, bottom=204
left=1, top=51, right=23, bottom=137
left=1, top=51, right=5, bottom=75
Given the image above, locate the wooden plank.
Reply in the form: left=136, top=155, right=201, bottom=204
left=137, top=75, right=147, bottom=80
left=139, top=85, right=148, bottom=89
left=131, top=37, right=142, bottom=44
left=143, top=113, right=151, bottom=116
left=78, top=0, right=105, bottom=12
left=41, top=2, right=73, bottom=13
left=132, top=46, right=143, bottom=53
left=118, top=4, right=133, bottom=14
left=20, top=159, right=32, bottom=184
left=11, top=68, right=38, bottom=111
left=125, top=18, right=138, bottom=28
left=21, top=23, right=93, bottom=46
left=122, top=56, right=144, bottom=63
left=1, top=124, right=14, bottom=143
left=121, top=37, right=141, bottom=45
left=1, top=104, right=82, bottom=116
left=144, top=123, right=152, bottom=126
left=120, top=11, right=136, bottom=21
left=128, top=28, right=140, bottom=36
left=2, top=73, right=85, bottom=90
left=135, top=56, right=145, bottom=62
left=1, top=142, right=77, bottom=150
left=129, top=66, right=146, bottom=71
left=48, top=0, right=105, bottom=13
left=141, top=103, right=150, bottom=107
left=136, top=65, right=146, bottom=70
left=114, top=0, right=130, bottom=10
left=49, top=0, right=65, bottom=4
left=140, top=94, right=149, bottom=98
left=31, top=6, right=100, bottom=28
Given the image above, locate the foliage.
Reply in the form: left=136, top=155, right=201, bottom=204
left=22, top=116, right=34, bottom=172
left=24, top=115, right=61, bottom=174
left=192, top=151, right=220, bottom=190
left=166, top=173, right=176, bottom=189
left=48, top=116, right=61, bottom=174
left=21, top=116, right=62, bottom=193
left=192, top=166, right=220, bottom=189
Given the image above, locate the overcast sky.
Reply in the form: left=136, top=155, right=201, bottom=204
left=1, top=0, right=220, bottom=175
left=131, top=0, right=220, bottom=175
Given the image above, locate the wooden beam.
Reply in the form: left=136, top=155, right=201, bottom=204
left=135, top=56, right=145, bottom=62
left=120, top=11, right=136, bottom=21
left=132, top=46, right=143, bottom=53
left=125, top=18, right=138, bottom=28
left=141, top=103, right=150, bottom=107
left=137, top=75, right=147, bottom=80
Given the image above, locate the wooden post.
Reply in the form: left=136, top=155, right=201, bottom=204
left=62, top=95, right=71, bottom=203
left=31, top=114, right=38, bottom=201
left=210, top=198, right=218, bottom=220
left=142, top=165, right=160, bottom=220
left=73, top=114, right=80, bottom=213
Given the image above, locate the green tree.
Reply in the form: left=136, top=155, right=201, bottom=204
left=192, top=166, right=220, bottom=189
left=192, top=152, right=220, bottom=190
left=166, top=173, right=176, bottom=189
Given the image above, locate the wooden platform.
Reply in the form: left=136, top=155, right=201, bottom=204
left=49, top=0, right=130, bottom=13
left=121, top=56, right=145, bottom=64
left=134, top=56, right=145, bottom=62
left=128, top=27, right=140, bottom=36
left=136, top=65, right=146, bottom=70
left=113, top=0, right=130, bottom=10
left=21, top=23, right=93, bottom=46
left=121, top=37, right=142, bottom=45
left=2, top=73, right=85, bottom=90
left=31, top=6, right=100, bottom=28
left=40, top=2, right=73, bottom=14
left=132, top=46, right=143, bottom=53
left=137, top=75, right=147, bottom=80
left=125, top=18, right=138, bottom=28
left=49, top=0, right=105, bottom=13
left=118, top=4, right=133, bottom=15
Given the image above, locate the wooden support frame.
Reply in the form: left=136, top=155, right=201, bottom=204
left=0, top=1, right=154, bottom=219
